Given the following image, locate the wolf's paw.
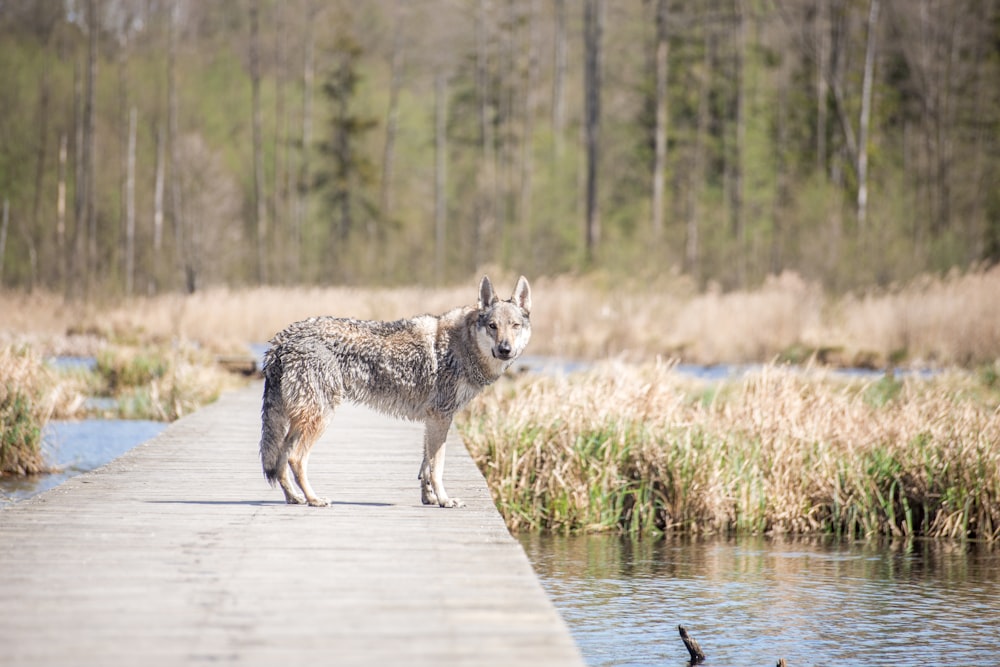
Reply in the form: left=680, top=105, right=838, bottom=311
left=307, top=497, right=331, bottom=507
left=421, top=488, right=439, bottom=506
left=284, top=493, right=306, bottom=505
left=439, top=498, right=465, bottom=508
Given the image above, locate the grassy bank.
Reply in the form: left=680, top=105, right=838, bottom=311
left=0, top=342, right=245, bottom=477
left=458, top=362, right=1000, bottom=540
left=0, top=346, right=80, bottom=475
left=2, top=267, right=999, bottom=368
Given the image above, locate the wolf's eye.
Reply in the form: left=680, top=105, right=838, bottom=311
left=489, top=322, right=498, bottom=330
left=511, top=322, right=521, bottom=329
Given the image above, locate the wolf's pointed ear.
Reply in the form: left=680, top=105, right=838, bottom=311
left=512, top=275, right=531, bottom=315
left=478, top=275, right=498, bottom=309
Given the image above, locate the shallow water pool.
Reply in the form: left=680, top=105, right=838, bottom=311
left=0, top=420, right=165, bottom=505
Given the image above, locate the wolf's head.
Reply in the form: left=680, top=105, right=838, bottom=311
left=475, top=275, right=532, bottom=363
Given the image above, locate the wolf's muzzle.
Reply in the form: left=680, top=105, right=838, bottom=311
left=495, top=341, right=513, bottom=359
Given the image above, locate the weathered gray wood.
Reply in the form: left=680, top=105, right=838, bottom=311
left=0, top=383, right=583, bottom=667
left=678, top=624, right=706, bottom=663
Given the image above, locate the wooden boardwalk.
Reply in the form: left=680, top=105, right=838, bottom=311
left=0, top=383, right=584, bottom=667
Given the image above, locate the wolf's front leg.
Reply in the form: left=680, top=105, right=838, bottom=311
left=418, top=456, right=438, bottom=506
left=422, top=416, right=464, bottom=508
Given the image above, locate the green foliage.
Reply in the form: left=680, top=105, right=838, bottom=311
left=0, top=346, right=51, bottom=476
left=95, top=349, right=170, bottom=393
left=0, top=2, right=997, bottom=291
left=863, top=373, right=904, bottom=408
left=0, top=389, right=44, bottom=476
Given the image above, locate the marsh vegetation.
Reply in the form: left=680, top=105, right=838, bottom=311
left=0, top=340, right=243, bottom=476
left=459, top=361, right=1000, bottom=540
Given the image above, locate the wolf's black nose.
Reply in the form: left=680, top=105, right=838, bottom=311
left=498, top=341, right=512, bottom=355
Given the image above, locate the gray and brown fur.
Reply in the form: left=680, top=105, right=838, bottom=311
left=259, top=275, right=531, bottom=508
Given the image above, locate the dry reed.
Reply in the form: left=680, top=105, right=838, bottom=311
left=1, top=267, right=998, bottom=366
left=0, top=346, right=83, bottom=475
left=458, top=362, right=1000, bottom=540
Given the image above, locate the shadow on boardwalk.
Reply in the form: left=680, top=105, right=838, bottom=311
left=0, top=383, right=583, bottom=667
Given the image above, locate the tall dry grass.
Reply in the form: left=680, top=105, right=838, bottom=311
left=458, top=362, right=1000, bottom=540
left=0, top=346, right=82, bottom=475
left=2, top=267, right=997, bottom=366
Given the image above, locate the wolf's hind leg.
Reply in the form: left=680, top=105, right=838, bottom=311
left=287, top=417, right=330, bottom=507
left=275, top=431, right=306, bottom=505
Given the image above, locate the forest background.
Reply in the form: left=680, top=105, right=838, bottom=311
left=0, top=0, right=998, bottom=298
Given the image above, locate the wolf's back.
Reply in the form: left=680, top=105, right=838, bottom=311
left=259, top=349, right=288, bottom=484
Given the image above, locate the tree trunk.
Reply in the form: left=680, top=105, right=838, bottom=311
left=651, top=0, right=669, bottom=241
left=153, top=124, right=165, bottom=254
left=380, top=0, right=404, bottom=272
left=70, top=59, right=84, bottom=299
left=0, top=199, right=8, bottom=287
left=85, top=0, right=98, bottom=296
left=475, top=0, right=496, bottom=270
left=685, top=23, right=712, bottom=281
left=815, top=0, right=829, bottom=173
left=295, top=1, right=318, bottom=283
left=434, top=71, right=448, bottom=285
left=730, top=0, right=747, bottom=287
left=29, top=56, right=49, bottom=292
left=583, top=0, right=604, bottom=265
left=272, top=0, right=286, bottom=280
left=856, top=0, right=880, bottom=233
left=56, top=133, right=67, bottom=289
left=250, top=0, right=268, bottom=285
left=167, top=1, right=186, bottom=291
left=125, top=106, right=137, bottom=296
left=519, top=0, right=539, bottom=252
left=551, top=0, right=567, bottom=159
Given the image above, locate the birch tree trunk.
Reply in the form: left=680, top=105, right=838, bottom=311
left=117, top=24, right=131, bottom=294
left=125, top=106, right=137, bottom=296
left=250, top=0, right=268, bottom=285
left=434, top=71, right=448, bottom=285
left=295, top=1, right=318, bottom=283
left=84, top=0, right=98, bottom=295
left=856, top=0, right=880, bottom=233
left=475, top=0, right=496, bottom=270
left=167, top=2, right=186, bottom=291
left=380, top=0, right=404, bottom=227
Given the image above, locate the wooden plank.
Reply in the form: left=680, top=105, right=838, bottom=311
left=0, top=383, right=583, bottom=667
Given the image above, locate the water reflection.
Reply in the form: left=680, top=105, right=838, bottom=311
left=520, top=533, right=1000, bottom=667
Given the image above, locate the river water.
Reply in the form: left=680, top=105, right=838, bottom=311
left=520, top=533, right=1000, bottom=667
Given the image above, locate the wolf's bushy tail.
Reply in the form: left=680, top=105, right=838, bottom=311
left=259, top=350, right=289, bottom=485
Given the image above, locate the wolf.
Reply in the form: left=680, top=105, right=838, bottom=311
left=258, top=275, right=531, bottom=508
